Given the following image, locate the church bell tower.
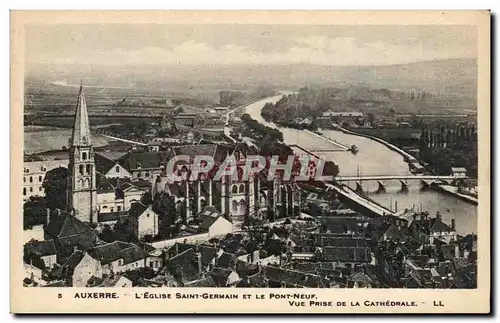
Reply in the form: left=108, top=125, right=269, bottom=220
left=67, top=84, right=98, bottom=223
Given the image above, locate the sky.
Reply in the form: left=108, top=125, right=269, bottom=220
left=25, top=24, right=477, bottom=66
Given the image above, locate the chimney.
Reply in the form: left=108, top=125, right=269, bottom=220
left=196, top=252, right=202, bottom=275
left=451, top=218, right=456, bottom=231
left=454, top=244, right=460, bottom=258
left=46, top=208, right=51, bottom=226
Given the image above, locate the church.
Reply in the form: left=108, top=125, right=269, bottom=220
left=66, top=85, right=300, bottom=232
left=65, top=85, right=148, bottom=223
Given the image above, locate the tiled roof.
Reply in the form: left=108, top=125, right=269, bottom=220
left=210, top=267, right=233, bottom=286
left=440, top=244, right=456, bottom=260
left=165, top=249, right=200, bottom=283
left=169, top=243, right=217, bottom=270
left=88, top=241, right=126, bottom=264
left=95, top=153, right=118, bottom=175
left=128, top=202, right=150, bottom=218
left=216, top=252, right=237, bottom=269
left=58, top=234, right=97, bottom=259
left=25, top=239, right=57, bottom=257
left=118, top=151, right=174, bottom=171
left=199, top=245, right=217, bottom=269
left=437, top=261, right=456, bottom=277
left=382, top=224, right=409, bottom=243
left=430, top=218, right=453, bottom=233
left=96, top=173, right=116, bottom=193
left=88, top=241, right=147, bottom=266
left=63, top=250, right=86, bottom=271
left=319, top=236, right=368, bottom=248
left=453, top=257, right=469, bottom=270
left=322, top=247, right=372, bottom=263
left=122, top=244, right=148, bottom=265
left=264, top=266, right=326, bottom=288
left=184, top=276, right=216, bottom=287
left=247, top=271, right=268, bottom=287
left=235, top=260, right=259, bottom=277
left=45, top=214, right=93, bottom=239
left=172, top=144, right=218, bottom=160
left=98, top=211, right=128, bottom=223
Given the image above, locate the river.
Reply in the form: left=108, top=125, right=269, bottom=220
left=244, top=94, right=477, bottom=235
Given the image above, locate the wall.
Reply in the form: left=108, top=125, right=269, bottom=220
left=104, top=164, right=131, bottom=178
left=121, top=259, right=146, bottom=272
left=131, top=169, right=160, bottom=181
left=23, top=160, right=70, bottom=200
left=138, top=208, right=159, bottom=238
left=146, top=255, right=163, bottom=271
left=72, top=253, right=103, bottom=287
left=97, top=192, right=124, bottom=213
left=23, top=225, right=45, bottom=244
left=151, top=233, right=211, bottom=249
left=124, top=191, right=145, bottom=210
left=24, top=263, right=43, bottom=283
left=42, top=254, right=57, bottom=268
left=208, top=217, right=233, bottom=238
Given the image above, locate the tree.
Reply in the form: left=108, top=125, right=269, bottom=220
left=99, top=224, right=116, bottom=243
left=113, top=218, right=138, bottom=243
left=23, top=196, right=47, bottom=229
left=367, top=113, right=376, bottom=125
left=23, top=245, right=46, bottom=270
left=244, top=217, right=266, bottom=249
left=153, top=192, right=180, bottom=238
left=42, top=167, right=68, bottom=211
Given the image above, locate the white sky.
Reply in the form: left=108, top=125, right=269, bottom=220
left=25, top=24, right=477, bottom=66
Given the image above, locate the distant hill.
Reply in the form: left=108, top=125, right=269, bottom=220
left=26, top=58, right=477, bottom=99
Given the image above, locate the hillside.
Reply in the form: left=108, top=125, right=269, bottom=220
left=26, top=58, right=477, bottom=99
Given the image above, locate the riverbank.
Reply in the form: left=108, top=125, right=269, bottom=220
left=330, top=124, right=424, bottom=165
left=431, top=184, right=478, bottom=205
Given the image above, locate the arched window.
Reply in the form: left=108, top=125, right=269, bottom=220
left=79, top=165, right=84, bottom=175
left=102, top=206, right=108, bottom=210
left=260, top=192, right=266, bottom=205
left=86, top=164, right=91, bottom=174
left=82, top=152, right=87, bottom=160
left=85, top=178, right=91, bottom=188
left=232, top=185, right=238, bottom=194
left=239, top=200, right=247, bottom=213
left=239, top=184, right=245, bottom=193
left=115, top=166, right=120, bottom=173
left=81, top=179, right=86, bottom=188
left=232, top=200, right=238, bottom=212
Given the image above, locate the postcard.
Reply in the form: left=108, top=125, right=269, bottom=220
left=11, top=10, right=490, bottom=314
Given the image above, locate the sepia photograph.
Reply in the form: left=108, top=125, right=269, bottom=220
left=10, top=11, right=490, bottom=314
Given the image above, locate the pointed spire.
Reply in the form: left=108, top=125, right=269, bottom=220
left=71, top=84, right=92, bottom=147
